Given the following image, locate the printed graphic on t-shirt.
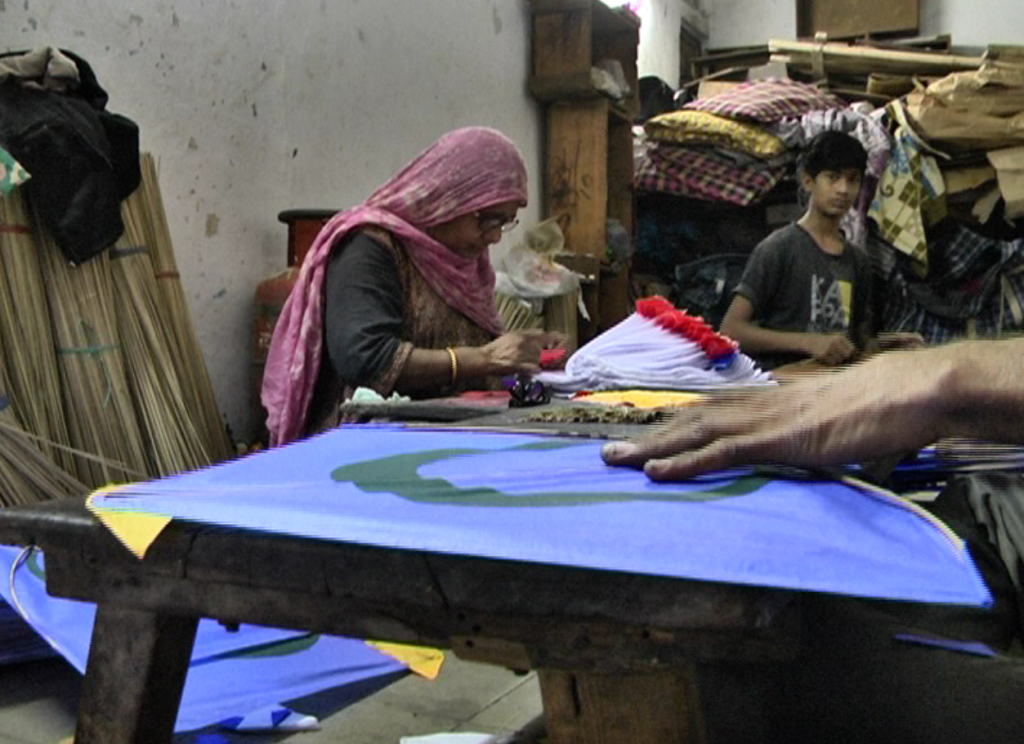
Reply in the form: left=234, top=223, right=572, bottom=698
left=808, top=276, right=851, bottom=332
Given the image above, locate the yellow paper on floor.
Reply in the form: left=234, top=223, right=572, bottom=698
left=367, top=640, right=445, bottom=680
left=573, top=390, right=705, bottom=408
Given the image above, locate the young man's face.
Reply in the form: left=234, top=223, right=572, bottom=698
left=803, top=168, right=863, bottom=219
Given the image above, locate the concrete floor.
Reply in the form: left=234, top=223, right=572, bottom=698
left=0, top=652, right=544, bottom=744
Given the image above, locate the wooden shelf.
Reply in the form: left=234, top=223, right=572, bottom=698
left=528, top=73, right=634, bottom=108
left=796, top=0, right=919, bottom=39
left=528, top=0, right=640, bottom=118
left=528, top=0, right=639, bottom=34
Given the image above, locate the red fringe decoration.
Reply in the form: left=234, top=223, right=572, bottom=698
left=634, top=296, right=738, bottom=362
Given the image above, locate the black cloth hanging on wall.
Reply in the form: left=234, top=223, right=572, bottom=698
left=0, top=48, right=140, bottom=264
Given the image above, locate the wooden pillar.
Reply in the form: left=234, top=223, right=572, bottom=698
left=529, top=0, right=640, bottom=344
left=546, top=99, right=610, bottom=260
left=538, top=667, right=707, bottom=744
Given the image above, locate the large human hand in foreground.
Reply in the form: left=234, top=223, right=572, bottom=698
left=602, top=340, right=1024, bottom=482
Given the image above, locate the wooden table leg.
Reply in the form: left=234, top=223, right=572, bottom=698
left=74, top=603, right=199, bottom=744
left=538, top=666, right=707, bottom=744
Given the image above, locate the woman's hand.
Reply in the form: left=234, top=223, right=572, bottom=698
left=481, top=330, right=565, bottom=375
left=601, top=348, right=955, bottom=481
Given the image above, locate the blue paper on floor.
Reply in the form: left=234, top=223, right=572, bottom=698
left=0, top=546, right=407, bottom=732
left=88, top=425, right=990, bottom=606
left=0, top=590, right=55, bottom=664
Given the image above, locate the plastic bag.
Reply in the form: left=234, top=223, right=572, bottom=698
left=493, top=217, right=580, bottom=299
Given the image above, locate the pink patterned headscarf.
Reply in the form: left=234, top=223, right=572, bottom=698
left=262, top=127, right=528, bottom=445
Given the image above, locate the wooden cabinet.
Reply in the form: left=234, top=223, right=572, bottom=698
left=527, top=0, right=640, bottom=339
left=528, top=0, right=641, bottom=114
left=796, top=0, right=919, bottom=39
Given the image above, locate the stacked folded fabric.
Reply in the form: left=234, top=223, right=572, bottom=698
left=536, top=296, right=773, bottom=394
left=636, top=78, right=845, bottom=206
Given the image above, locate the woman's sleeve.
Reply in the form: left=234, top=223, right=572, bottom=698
left=323, top=232, right=409, bottom=389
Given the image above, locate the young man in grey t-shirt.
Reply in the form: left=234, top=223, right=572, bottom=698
left=720, top=131, right=876, bottom=371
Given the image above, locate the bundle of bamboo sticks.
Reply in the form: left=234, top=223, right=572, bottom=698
left=0, top=421, right=88, bottom=506
left=769, top=38, right=984, bottom=78
left=36, top=222, right=152, bottom=488
left=0, top=322, right=86, bottom=505
left=0, top=155, right=237, bottom=501
left=137, top=154, right=234, bottom=463
left=0, top=191, right=76, bottom=475
left=496, top=293, right=545, bottom=332
left=112, top=186, right=217, bottom=476
left=544, top=290, right=579, bottom=353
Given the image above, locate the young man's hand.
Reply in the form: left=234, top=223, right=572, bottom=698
left=805, top=333, right=857, bottom=365
left=876, top=332, right=925, bottom=351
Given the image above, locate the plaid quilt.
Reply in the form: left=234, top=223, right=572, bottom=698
left=635, top=143, right=786, bottom=206
left=873, top=223, right=1024, bottom=343
left=684, top=77, right=845, bottom=123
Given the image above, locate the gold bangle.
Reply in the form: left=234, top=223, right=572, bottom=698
left=446, top=347, right=458, bottom=385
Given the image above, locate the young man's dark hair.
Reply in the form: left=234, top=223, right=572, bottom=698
left=799, top=129, right=868, bottom=179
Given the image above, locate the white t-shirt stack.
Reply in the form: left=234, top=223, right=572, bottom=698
left=536, top=297, right=773, bottom=394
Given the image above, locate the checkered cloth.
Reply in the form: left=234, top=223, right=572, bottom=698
left=868, top=112, right=946, bottom=272
left=684, top=77, right=846, bottom=123
left=635, top=142, right=786, bottom=206
left=873, top=223, right=1024, bottom=343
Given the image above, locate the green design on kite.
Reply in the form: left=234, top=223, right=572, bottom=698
left=330, top=440, right=767, bottom=506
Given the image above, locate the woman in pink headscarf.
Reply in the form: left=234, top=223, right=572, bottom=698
left=261, top=127, right=563, bottom=445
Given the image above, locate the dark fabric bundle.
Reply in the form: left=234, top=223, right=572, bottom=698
left=0, top=48, right=140, bottom=264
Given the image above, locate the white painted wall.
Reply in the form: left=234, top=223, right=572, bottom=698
left=636, top=0, right=709, bottom=84
left=2, top=0, right=542, bottom=442
left=917, top=0, right=1024, bottom=48
left=705, top=0, right=794, bottom=50
left=705, top=0, right=1024, bottom=50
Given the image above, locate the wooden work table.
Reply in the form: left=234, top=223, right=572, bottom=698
left=337, top=394, right=666, bottom=441
left=0, top=466, right=800, bottom=744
